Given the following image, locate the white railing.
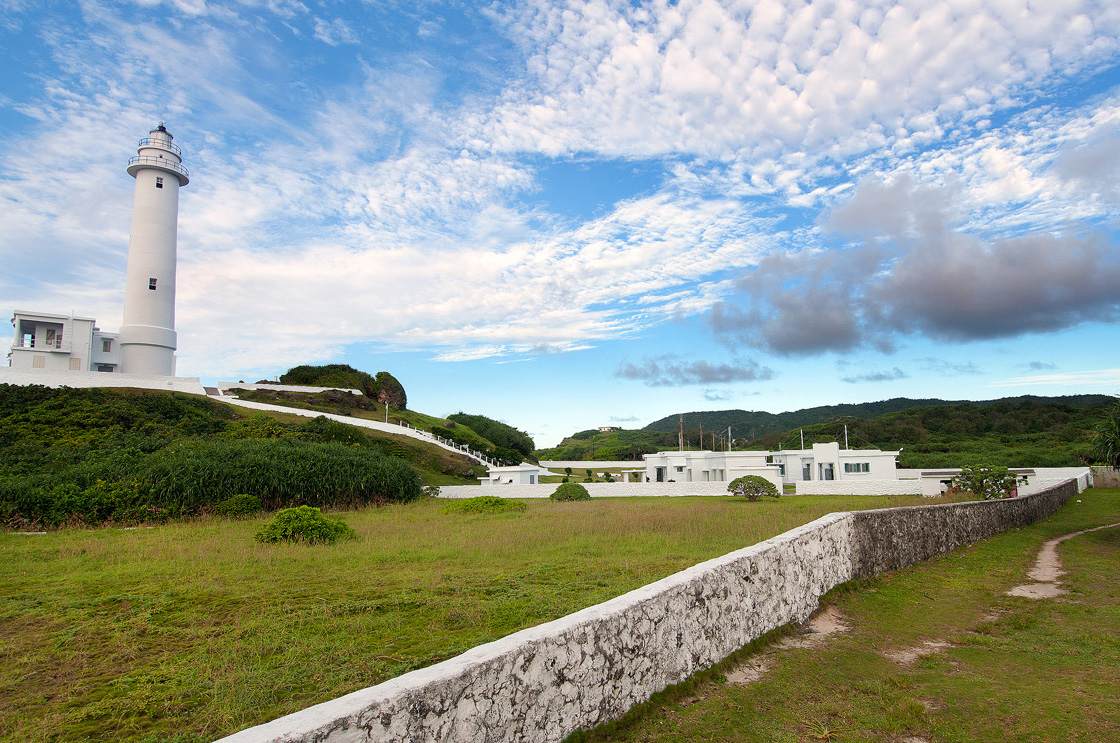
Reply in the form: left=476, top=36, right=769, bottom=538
left=15, top=338, right=69, bottom=352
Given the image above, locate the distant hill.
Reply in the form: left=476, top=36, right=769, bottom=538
left=642, top=395, right=1114, bottom=441
left=752, top=396, right=1112, bottom=468
left=537, top=395, right=1114, bottom=465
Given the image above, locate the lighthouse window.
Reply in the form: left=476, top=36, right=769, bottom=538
left=156, top=176, right=164, bottom=189
left=149, top=278, right=157, bottom=290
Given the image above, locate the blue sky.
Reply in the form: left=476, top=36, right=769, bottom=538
left=2, top=0, right=1119, bottom=447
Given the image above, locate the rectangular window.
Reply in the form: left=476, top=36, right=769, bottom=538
left=102, top=339, right=112, bottom=352
left=149, top=278, right=157, bottom=290
left=33, top=356, right=45, bottom=369
left=69, top=358, right=82, bottom=371
left=156, top=176, right=164, bottom=189
left=844, top=462, right=871, bottom=473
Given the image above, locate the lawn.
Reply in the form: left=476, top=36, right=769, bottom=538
left=572, top=487, right=1120, bottom=742
left=1, top=493, right=961, bottom=743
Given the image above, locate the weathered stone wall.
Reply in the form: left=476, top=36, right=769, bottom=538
left=1090, top=466, right=1119, bottom=488
left=849, top=480, right=1075, bottom=579
left=217, top=480, right=1078, bottom=743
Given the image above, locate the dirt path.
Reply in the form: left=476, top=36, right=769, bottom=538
left=724, top=521, right=1120, bottom=686
left=1008, top=521, right=1120, bottom=599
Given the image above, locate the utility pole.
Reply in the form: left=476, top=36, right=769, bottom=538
left=727, top=426, right=732, bottom=452
left=679, top=415, right=683, bottom=452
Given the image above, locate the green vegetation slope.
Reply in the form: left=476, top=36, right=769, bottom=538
left=0, top=385, right=487, bottom=528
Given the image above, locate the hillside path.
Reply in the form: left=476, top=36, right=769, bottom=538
left=213, top=396, right=493, bottom=466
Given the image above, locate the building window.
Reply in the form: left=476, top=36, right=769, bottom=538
left=844, top=462, right=871, bottom=474
left=33, top=356, right=45, bottom=369
left=69, top=358, right=82, bottom=371
left=149, top=278, right=157, bottom=290
left=156, top=176, right=164, bottom=189
left=97, top=364, right=115, bottom=373
left=102, top=339, right=112, bottom=352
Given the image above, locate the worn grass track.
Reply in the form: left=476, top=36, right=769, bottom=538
left=0, top=493, right=960, bottom=743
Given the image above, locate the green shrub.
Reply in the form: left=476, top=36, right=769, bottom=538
left=551, top=482, right=591, bottom=501
left=441, top=495, right=526, bottom=514
left=728, top=475, right=780, bottom=501
left=255, top=506, right=355, bottom=545
left=214, top=494, right=264, bottom=517
left=949, top=465, right=1028, bottom=500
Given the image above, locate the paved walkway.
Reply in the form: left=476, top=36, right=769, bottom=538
left=212, top=396, right=493, bottom=466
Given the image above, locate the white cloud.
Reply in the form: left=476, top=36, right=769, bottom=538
left=313, top=16, right=359, bottom=46
left=989, top=369, right=1120, bottom=388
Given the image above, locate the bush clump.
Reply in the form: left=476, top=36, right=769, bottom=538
left=214, top=494, right=264, bottom=518
left=551, top=482, right=591, bottom=501
left=949, top=465, right=1028, bottom=500
left=441, top=495, right=526, bottom=515
left=255, top=506, right=355, bottom=545
left=728, top=475, right=780, bottom=501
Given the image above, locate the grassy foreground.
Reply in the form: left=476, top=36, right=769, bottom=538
left=1, top=493, right=960, bottom=743
left=573, top=488, right=1120, bottom=743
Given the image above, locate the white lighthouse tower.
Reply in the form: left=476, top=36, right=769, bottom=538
left=118, top=123, right=189, bottom=376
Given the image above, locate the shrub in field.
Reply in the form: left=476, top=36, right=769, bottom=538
left=551, top=482, right=591, bottom=501
left=215, top=494, right=264, bottom=518
left=255, top=506, right=355, bottom=545
left=728, top=475, right=780, bottom=501
left=949, top=465, right=1028, bottom=500
left=441, top=495, right=526, bottom=514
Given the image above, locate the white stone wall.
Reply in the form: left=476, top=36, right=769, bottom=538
left=0, top=367, right=206, bottom=395
left=795, top=479, right=923, bottom=496
left=437, top=482, right=735, bottom=499
left=217, top=480, right=1077, bottom=743
left=217, top=513, right=857, bottom=743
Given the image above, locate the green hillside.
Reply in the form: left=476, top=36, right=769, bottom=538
left=0, top=384, right=485, bottom=528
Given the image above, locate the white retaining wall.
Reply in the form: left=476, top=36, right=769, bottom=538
left=217, top=398, right=490, bottom=464
left=217, top=382, right=363, bottom=395
left=0, top=367, right=207, bottom=395
left=438, top=482, right=731, bottom=499
left=795, top=479, right=923, bottom=496
left=217, top=480, right=1079, bottom=743
left=538, top=460, right=643, bottom=470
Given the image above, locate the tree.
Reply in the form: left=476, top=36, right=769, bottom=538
left=1093, top=400, right=1120, bottom=469
left=564, top=466, right=573, bottom=476
left=949, top=465, right=1027, bottom=500
left=728, top=475, right=780, bottom=501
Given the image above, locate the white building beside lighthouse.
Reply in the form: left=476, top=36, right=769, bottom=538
left=6, top=124, right=199, bottom=392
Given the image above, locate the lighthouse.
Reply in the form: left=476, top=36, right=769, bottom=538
left=118, top=123, right=189, bottom=376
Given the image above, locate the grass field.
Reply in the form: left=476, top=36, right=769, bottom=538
left=573, top=488, right=1120, bottom=742
left=1, top=493, right=964, bottom=743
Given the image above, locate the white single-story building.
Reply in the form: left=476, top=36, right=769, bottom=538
left=480, top=463, right=546, bottom=486
left=642, top=450, right=783, bottom=490
left=8, top=310, right=121, bottom=373
left=642, top=442, right=902, bottom=491
left=768, top=442, right=901, bottom=484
